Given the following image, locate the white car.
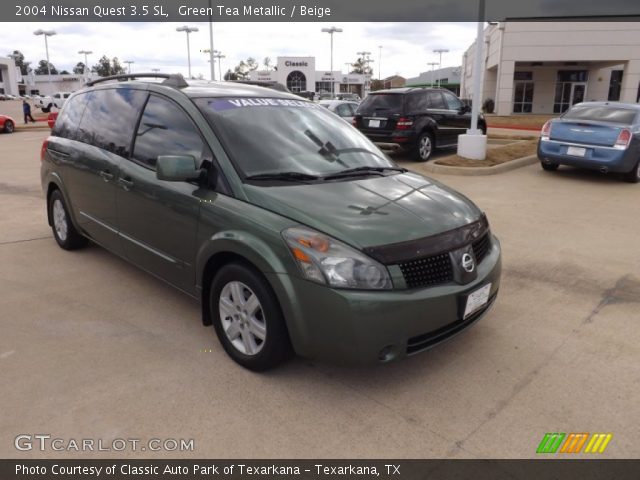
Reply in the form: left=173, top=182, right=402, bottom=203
left=36, top=92, right=71, bottom=112
left=318, top=100, right=360, bottom=124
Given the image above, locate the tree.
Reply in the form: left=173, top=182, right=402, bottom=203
left=263, top=57, right=273, bottom=71
left=73, top=62, right=86, bottom=74
left=232, top=57, right=259, bottom=80
left=34, top=59, right=58, bottom=75
left=91, top=55, right=126, bottom=77
left=224, top=69, right=238, bottom=81
left=350, top=56, right=373, bottom=75
left=8, top=50, right=30, bottom=76
left=59, top=70, right=70, bottom=75
left=370, top=79, right=384, bottom=91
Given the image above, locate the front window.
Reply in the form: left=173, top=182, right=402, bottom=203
left=196, top=97, right=395, bottom=178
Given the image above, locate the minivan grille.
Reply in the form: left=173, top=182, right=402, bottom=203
left=399, top=253, right=453, bottom=289
left=472, top=233, right=491, bottom=264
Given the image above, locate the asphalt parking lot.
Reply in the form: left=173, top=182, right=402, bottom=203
left=1, top=129, right=639, bottom=459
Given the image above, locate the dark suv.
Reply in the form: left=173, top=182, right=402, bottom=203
left=354, top=88, right=487, bottom=161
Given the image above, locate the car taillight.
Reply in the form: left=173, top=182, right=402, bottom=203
left=540, top=121, right=552, bottom=140
left=614, top=128, right=632, bottom=150
left=41, top=139, right=49, bottom=162
left=396, top=117, right=413, bottom=130
left=352, top=117, right=357, bottom=127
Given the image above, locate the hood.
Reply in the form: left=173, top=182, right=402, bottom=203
left=243, top=172, right=482, bottom=248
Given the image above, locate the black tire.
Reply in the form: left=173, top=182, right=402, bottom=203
left=48, top=189, right=88, bottom=250
left=3, top=120, right=14, bottom=133
left=413, top=131, right=434, bottom=162
left=209, top=262, right=292, bottom=371
left=541, top=161, right=559, bottom=171
left=42, top=105, right=51, bottom=113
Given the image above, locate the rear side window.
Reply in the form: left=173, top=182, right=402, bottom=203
left=357, top=94, right=404, bottom=115
left=51, top=93, right=87, bottom=140
left=132, top=95, right=206, bottom=169
left=442, top=91, right=463, bottom=111
left=563, top=106, right=637, bottom=125
left=76, top=88, right=147, bottom=157
left=426, top=92, right=446, bottom=109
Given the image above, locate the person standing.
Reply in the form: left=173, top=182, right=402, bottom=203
left=23, top=100, right=36, bottom=124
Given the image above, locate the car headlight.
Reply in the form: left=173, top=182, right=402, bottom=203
left=282, top=227, right=392, bottom=290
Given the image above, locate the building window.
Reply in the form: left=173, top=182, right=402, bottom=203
left=0, top=68, right=3, bottom=82
left=286, top=71, right=306, bottom=92
left=557, top=70, right=588, bottom=82
left=513, top=82, right=534, bottom=113
left=608, top=70, right=623, bottom=101
left=315, top=81, right=332, bottom=93
left=514, top=71, right=533, bottom=81
left=554, top=82, right=586, bottom=113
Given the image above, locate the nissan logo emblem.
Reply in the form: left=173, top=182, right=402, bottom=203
left=461, top=253, right=475, bottom=273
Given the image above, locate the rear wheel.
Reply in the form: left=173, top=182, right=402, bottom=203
left=48, top=189, right=88, bottom=250
left=623, top=160, right=640, bottom=183
left=541, top=161, right=559, bottom=171
left=3, top=120, right=14, bottom=133
left=413, top=132, right=434, bottom=162
left=209, top=262, right=292, bottom=371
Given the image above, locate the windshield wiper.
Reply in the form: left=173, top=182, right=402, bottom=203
left=323, top=166, right=407, bottom=180
left=245, top=171, right=320, bottom=182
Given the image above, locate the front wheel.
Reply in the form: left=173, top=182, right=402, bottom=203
left=3, top=120, right=14, bottom=133
left=413, top=132, right=434, bottom=162
left=209, top=263, right=292, bottom=371
left=623, top=160, right=640, bottom=183
left=48, top=190, right=88, bottom=250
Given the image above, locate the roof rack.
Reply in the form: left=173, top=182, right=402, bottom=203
left=85, top=73, right=188, bottom=88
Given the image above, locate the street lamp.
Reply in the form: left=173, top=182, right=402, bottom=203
left=378, top=45, right=383, bottom=80
left=123, top=60, right=134, bottom=74
left=433, top=48, right=449, bottom=87
left=213, top=51, right=225, bottom=82
left=427, top=62, right=439, bottom=87
left=321, top=26, right=343, bottom=97
left=33, top=29, right=56, bottom=91
left=78, top=50, right=92, bottom=76
left=176, top=25, right=199, bottom=79
left=344, top=63, right=352, bottom=93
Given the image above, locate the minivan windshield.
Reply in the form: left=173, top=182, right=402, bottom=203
left=196, top=97, right=397, bottom=179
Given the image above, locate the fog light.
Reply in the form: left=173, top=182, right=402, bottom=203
left=378, top=345, right=398, bottom=363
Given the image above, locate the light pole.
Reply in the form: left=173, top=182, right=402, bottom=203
left=78, top=50, right=92, bottom=76
left=321, top=26, right=343, bottom=97
left=124, top=60, right=134, bottom=74
left=213, top=52, right=225, bottom=81
left=344, top=62, right=351, bottom=93
left=176, top=25, right=199, bottom=79
left=428, top=62, right=438, bottom=87
left=378, top=45, right=382, bottom=80
left=207, top=0, right=215, bottom=81
left=433, top=48, right=449, bottom=87
left=34, top=29, right=56, bottom=92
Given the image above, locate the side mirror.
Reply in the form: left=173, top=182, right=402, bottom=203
left=459, top=104, right=471, bottom=114
left=156, top=155, right=200, bottom=182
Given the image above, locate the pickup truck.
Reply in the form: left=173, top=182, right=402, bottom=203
left=35, top=92, right=71, bottom=113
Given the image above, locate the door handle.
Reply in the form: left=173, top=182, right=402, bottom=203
left=99, top=170, right=114, bottom=182
left=117, top=177, right=134, bottom=191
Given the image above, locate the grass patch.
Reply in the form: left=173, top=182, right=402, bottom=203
left=486, top=114, right=556, bottom=129
left=434, top=140, right=538, bottom=167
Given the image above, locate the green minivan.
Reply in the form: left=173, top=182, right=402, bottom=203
left=41, top=74, right=501, bottom=370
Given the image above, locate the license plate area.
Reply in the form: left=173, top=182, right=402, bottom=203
left=365, top=117, right=386, bottom=128
left=463, top=283, right=492, bottom=319
left=567, top=146, right=586, bottom=157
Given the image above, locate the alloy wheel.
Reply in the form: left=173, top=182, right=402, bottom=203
left=419, top=135, right=432, bottom=160
left=52, top=199, right=68, bottom=242
left=219, top=281, right=266, bottom=356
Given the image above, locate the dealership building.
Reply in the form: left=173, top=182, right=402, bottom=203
left=460, top=22, right=640, bottom=115
left=248, top=56, right=371, bottom=96
left=0, top=56, right=87, bottom=96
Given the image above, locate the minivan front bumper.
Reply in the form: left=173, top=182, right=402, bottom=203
left=267, top=235, right=501, bottom=364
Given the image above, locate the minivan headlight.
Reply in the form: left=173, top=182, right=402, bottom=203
left=282, top=227, right=392, bottom=290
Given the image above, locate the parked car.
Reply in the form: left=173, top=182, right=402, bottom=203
left=354, top=87, right=487, bottom=161
left=335, top=93, right=361, bottom=102
left=0, top=114, right=15, bottom=133
left=319, top=99, right=360, bottom=124
left=538, top=102, right=640, bottom=183
left=35, top=92, right=71, bottom=112
left=41, top=73, right=501, bottom=371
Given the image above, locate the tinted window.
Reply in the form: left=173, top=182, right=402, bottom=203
left=52, top=93, right=87, bottom=140
left=426, top=92, right=446, bottom=109
left=133, top=95, right=205, bottom=169
left=77, top=88, right=147, bottom=157
left=442, top=91, right=463, bottom=110
left=357, top=94, right=404, bottom=115
left=563, top=105, right=637, bottom=125
left=406, top=93, right=429, bottom=113
left=196, top=97, right=394, bottom=178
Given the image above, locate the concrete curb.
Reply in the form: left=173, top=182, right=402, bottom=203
left=15, top=124, right=51, bottom=132
left=423, top=154, right=538, bottom=176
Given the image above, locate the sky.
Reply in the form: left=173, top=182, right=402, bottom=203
left=0, top=22, right=478, bottom=80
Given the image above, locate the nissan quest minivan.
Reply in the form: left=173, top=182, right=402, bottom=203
left=41, top=74, right=502, bottom=371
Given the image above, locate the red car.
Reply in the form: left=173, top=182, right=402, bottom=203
left=0, top=114, right=15, bottom=133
